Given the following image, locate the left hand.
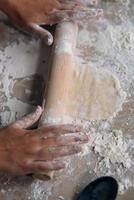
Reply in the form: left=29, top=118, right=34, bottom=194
left=0, top=106, right=89, bottom=176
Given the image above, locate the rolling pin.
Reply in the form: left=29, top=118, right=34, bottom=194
left=34, top=21, right=78, bottom=180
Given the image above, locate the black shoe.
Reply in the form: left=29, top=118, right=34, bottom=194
left=77, top=176, right=118, bottom=200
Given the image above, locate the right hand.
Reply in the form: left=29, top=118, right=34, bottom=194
left=0, top=106, right=89, bottom=176
left=0, top=0, right=83, bottom=45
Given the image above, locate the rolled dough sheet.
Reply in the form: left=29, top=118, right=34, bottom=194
left=43, top=64, right=124, bottom=123
left=69, top=65, right=123, bottom=120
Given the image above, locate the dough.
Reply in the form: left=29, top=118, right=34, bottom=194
left=43, top=63, right=124, bottom=123
left=67, top=65, right=122, bottom=120
left=40, top=22, right=124, bottom=125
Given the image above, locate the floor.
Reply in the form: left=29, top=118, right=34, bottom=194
left=0, top=0, right=134, bottom=199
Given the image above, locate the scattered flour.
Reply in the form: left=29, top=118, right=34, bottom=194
left=69, top=119, right=134, bottom=194
left=30, top=180, right=53, bottom=200
left=74, top=3, right=134, bottom=194
left=39, top=117, right=134, bottom=195
left=88, top=126, right=134, bottom=193
left=0, top=0, right=133, bottom=199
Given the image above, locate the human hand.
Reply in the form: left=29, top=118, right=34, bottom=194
left=0, top=0, right=85, bottom=45
left=0, top=106, right=89, bottom=176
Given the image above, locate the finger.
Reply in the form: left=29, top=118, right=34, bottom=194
left=11, top=19, right=53, bottom=45
left=49, top=10, right=76, bottom=21
left=12, top=106, right=43, bottom=129
left=33, top=171, right=54, bottom=180
left=59, top=0, right=81, bottom=5
left=29, top=161, right=65, bottom=173
left=59, top=0, right=89, bottom=11
left=49, top=10, right=70, bottom=23
left=36, top=124, right=84, bottom=136
left=40, top=133, right=89, bottom=147
left=29, top=23, right=53, bottom=45
left=35, top=145, right=82, bottom=161
left=60, top=2, right=80, bottom=10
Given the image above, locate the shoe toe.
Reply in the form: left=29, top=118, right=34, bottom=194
left=77, top=176, right=118, bottom=200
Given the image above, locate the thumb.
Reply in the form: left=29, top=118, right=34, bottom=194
left=12, top=106, right=43, bottom=129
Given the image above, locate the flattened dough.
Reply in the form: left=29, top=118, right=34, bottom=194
left=68, top=65, right=122, bottom=120
left=43, top=63, right=123, bottom=123
left=40, top=22, right=124, bottom=124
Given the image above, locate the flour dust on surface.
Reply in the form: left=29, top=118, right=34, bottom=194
left=0, top=0, right=134, bottom=200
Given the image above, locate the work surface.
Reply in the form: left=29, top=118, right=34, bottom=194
left=0, top=0, right=134, bottom=199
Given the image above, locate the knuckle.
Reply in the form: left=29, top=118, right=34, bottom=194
left=25, top=137, right=40, bottom=153
left=53, top=136, right=59, bottom=144
left=29, top=143, right=41, bottom=153
left=49, top=153, right=55, bottom=161
left=15, top=159, right=30, bottom=174
left=39, top=151, right=54, bottom=161
left=37, top=164, right=47, bottom=171
left=32, top=163, right=49, bottom=172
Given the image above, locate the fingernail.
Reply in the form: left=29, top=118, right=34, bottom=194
left=47, top=36, right=53, bottom=46
left=35, top=106, right=42, bottom=113
left=57, top=162, right=66, bottom=169
left=75, top=134, right=89, bottom=142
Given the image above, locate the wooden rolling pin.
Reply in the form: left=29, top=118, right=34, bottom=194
left=34, top=21, right=78, bottom=180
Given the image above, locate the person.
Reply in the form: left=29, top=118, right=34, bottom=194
left=0, top=1, right=118, bottom=199
left=0, top=0, right=89, bottom=176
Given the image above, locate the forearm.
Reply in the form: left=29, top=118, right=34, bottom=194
left=0, top=152, right=8, bottom=172
left=0, top=0, right=4, bottom=9
left=0, top=131, right=9, bottom=172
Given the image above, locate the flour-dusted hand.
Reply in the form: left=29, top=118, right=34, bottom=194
left=0, top=0, right=85, bottom=45
left=0, top=106, right=89, bottom=175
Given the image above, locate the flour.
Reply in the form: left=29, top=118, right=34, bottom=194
left=74, top=5, right=134, bottom=194
left=108, top=23, right=134, bottom=56
left=74, top=8, right=103, bottom=28
left=30, top=180, right=53, bottom=200
left=38, top=118, right=134, bottom=195
left=0, top=0, right=133, bottom=200
left=55, top=40, right=73, bottom=54
left=60, top=119, right=133, bottom=195
left=88, top=126, right=133, bottom=193
left=76, top=17, right=134, bottom=91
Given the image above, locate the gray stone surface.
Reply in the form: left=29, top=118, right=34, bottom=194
left=0, top=0, right=134, bottom=199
